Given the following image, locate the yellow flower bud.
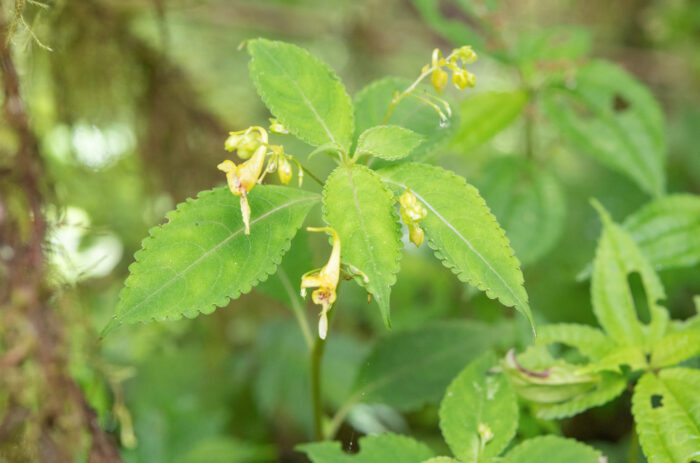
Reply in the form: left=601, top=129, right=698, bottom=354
left=408, top=224, right=424, bottom=247
left=399, top=190, right=428, bottom=247
left=269, top=118, right=289, bottom=135
left=431, top=68, right=449, bottom=94
left=278, top=158, right=292, bottom=184
left=454, top=45, right=477, bottom=64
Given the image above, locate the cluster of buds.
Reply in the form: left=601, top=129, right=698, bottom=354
left=399, top=190, right=428, bottom=247
left=300, top=227, right=341, bottom=339
left=424, top=46, right=478, bottom=94
left=218, top=121, right=302, bottom=234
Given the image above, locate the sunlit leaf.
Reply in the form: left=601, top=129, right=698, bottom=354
left=297, top=433, right=434, bottom=463
left=536, top=372, right=626, bottom=420
left=651, top=330, right=700, bottom=369
left=323, top=165, right=402, bottom=327
left=355, top=125, right=425, bottom=161
left=248, top=38, right=354, bottom=152
left=536, top=323, right=615, bottom=361
left=378, top=163, right=534, bottom=331
left=106, top=186, right=318, bottom=332
left=632, top=368, right=700, bottom=463
left=499, top=436, right=602, bottom=463
left=439, top=352, right=517, bottom=463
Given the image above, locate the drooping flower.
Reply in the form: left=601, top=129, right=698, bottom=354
left=399, top=190, right=428, bottom=247
left=217, top=127, right=269, bottom=234
left=300, top=227, right=341, bottom=339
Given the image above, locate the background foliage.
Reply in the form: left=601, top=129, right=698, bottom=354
left=0, top=0, right=699, bottom=462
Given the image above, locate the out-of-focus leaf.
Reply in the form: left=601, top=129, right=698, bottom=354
left=451, top=91, right=528, bottom=152
left=542, top=60, right=666, bottom=197
left=477, top=157, right=565, bottom=265
left=512, top=26, right=592, bottom=64
left=499, top=436, right=602, bottom=463
left=297, top=433, right=434, bottom=463
left=439, top=352, right=517, bottom=463
left=247, top=38, right=354, bottom=152
left=625, top=194, right=700, bottom=270
left=651, top=330, right=700, bottom=369
left=632, top=368, right=700, bottom=463
left=378, top=163, right=534, bottom=331
left=591, top=201, right=668, bottom=350
left=174, top=437, right=275, bottom=463
left=254, top=322, right=368, bottom=434
left=107, top=186, right=318, bottom=332
left=354, top=77, right=458, bottom=162
left=256, top=231, right=312, bottom=309
left=422, top=458, right=460, bottom=463
left=410, top=0, right=486, bottom=53
left=350, top=321, right=512, bottom=411
left=323, top=165, right=402, bottom=327
left=355, top=125, right=425, bottom=161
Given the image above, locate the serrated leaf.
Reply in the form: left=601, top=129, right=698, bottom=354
left=107, top=186, right=318, bottom=331
left=625, top=194, right=700, bottom=270
left=297, top=433, right=434, bottom=463
left=591, top=202, right=668, bottom=350
left=536, top=323, right=616, bottom=361
left=476, top=157, right=565, bottom=265
left=377, top=163, right=534, bottom=331
left=439, top=352, right=518, bottom=463
left=247, top=38, right=354, bottom=152
left=451, top=91, right=528, bottom=152
left=499, top=436, right=602, bottom=463
left=651, top=330, right=700, bottom=369
left=354, top=77, right=459, bottom=162
left=355, top=125, right=425, bottom=161
left=536, top=372, right=627, bottom=420
left=581, top=345, right=647, bottom=374
left=350, top=321, right=512, bottom=412
left=632, top=368, right=700, bottom=463
left=542, top=60, right=666, bottom=196
left=323, top=165, right=401, bottom=326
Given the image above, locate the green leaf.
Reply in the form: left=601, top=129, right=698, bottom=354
left=174, top=437, right=275, bottom=463
left=422, top=458, right=460, bottom=463
left=499, top=436, right=603, bottom=463
left=536, top=372, right=627, bottom=420
left=256, top=231, right=312, bottom=309
left=476, top=157, right=565, bottom=265
left=323, top=165, right=402, bottom=327
left=536, top=323, right=616, bottom=361
left=451, top=91, right=528, bottom=152
left=377, top=163, right=534, bottom=332
left=632, top=368, right=700, bottom=463
left=651, top=330, right=700, bottom=369
left=297, top=433, right=434, bottom=463
left=439, top=352, right=518, bottom=463
left=542, top=60, right=666, bottom=196
left=107, top=186, right=319, bottom=331
left=355, top=125, right=425, bottom=161
left=410, top=0, right=487, bottom=55
left=512, top=26, right=592, bottom=64
left=350, top=321, right=513, bottom=412
left=591, top=201, right=668, bottom=350
left=624, top=194, right=700, bottom=270
left=354, top=77, right=459, bottom=162
left=247, top=38, right=354, bottom=152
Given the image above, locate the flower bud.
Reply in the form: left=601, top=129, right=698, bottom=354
left=408, top=224, right=425, bottom=247
left=431, top=68, right=448, bottom=94
left=269, top=118, right=289, bottom=134
left=278, top=158, right=292, bottom=184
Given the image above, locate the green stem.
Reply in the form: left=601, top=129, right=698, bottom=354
left=627, top=428, right=639, bottom=463
left=278, top=268, right=313, bottom=350
left=310, top=331, right=327, bottom=440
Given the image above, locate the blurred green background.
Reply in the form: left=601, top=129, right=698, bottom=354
left=1, top=0, right=699, bottom=461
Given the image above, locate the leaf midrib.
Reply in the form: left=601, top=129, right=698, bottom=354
left=378, top=176, right=528, bottom=312
left=118, top=195, right=318, bottom=319
left=255, top=43, right=342, bottom=150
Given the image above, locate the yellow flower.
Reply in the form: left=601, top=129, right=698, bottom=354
left=300, top=227, right=341, bottom=339
left=399, top=190, right=428, bottom=247
left=217, top=128, right=269, bottom=235
left=278, top=158, right=292, bottom=184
